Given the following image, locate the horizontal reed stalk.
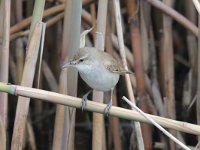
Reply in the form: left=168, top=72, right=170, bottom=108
left=0, top=82, right=199, bottom=135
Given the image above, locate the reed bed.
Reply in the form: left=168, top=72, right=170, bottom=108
left=0, top=0, right=200, bottom=149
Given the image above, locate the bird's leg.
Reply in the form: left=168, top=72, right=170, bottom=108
left=81, top=90, right=92, bottom=111
left=104, top=89, right=113, bottom=116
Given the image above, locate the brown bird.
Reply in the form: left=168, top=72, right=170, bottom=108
left=62, top=47, right=132, bottom=115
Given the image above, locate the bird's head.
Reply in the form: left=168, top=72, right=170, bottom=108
left=61, top=48, right=92, bottom=70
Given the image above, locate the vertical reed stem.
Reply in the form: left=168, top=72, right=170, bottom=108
left=0, top=0, right=10, bottom=149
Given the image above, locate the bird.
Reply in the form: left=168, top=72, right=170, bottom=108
left=62, top=47, right=132, bottom=115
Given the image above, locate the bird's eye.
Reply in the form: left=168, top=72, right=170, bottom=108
left=79, top=59, right=84, bottom=62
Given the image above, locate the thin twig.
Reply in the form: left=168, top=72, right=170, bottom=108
left=37, top=22, right=46, bottom=88
left=193, top=0, right=200, bottom=15
left=122, top=96, right=191, bottom=150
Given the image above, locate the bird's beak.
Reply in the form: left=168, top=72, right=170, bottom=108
left=61, top=59, right=78, bottom=69
left=61, top=62, right=71, bottom=69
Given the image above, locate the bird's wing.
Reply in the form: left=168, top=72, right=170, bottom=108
left=106, top=63, right=133, bottom=75
left=100, top=51, right=132, bottom=75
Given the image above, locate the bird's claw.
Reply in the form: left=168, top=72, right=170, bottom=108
left=81, top=95, right=88, bottom=111
left=81, top=90, right=92, bottom=111
left=104, top=100, right=112, bottom=117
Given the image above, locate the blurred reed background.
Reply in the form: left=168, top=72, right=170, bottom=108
left=0, top=0, right=199, bottom=149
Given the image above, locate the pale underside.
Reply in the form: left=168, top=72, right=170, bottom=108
left=78, top=62, right=120, bottom=91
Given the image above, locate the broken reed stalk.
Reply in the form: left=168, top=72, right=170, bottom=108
left=0, top=82, right=200, bottom=135
left=92, top=1, right=108, bottom=150
left=0, top=1, right=10, bottom=149
left=10, top=0, right=45, bottom=149
left=113, top=0, right=144, bottom=149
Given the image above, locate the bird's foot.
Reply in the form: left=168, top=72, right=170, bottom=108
left=81, top=90, right=92, bottom=111
left=104, top=100, right=112, bottom=117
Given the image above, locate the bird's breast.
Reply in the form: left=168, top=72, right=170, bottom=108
left=78, top=64, right=119, bottom=91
